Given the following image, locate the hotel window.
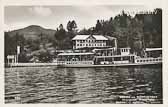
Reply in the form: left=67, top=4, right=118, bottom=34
left=77, top=44, right=79, bottom=46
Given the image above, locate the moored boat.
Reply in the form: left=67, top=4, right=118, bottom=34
left=55, top=34, right=162, bottom=68
left=56, top=48, right=162, bottom=68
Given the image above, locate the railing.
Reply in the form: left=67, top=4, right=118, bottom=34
left=100, top=60, right=129, bottom=65
left=135, top=57, right=162, bottom=63
left=57, top=61, right=94, bottom=65
left=113, top=60, right=129, bottom=64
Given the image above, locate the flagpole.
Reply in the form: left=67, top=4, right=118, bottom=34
left=17, top=46, right=20, bottom=63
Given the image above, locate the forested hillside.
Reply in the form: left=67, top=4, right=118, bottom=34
left=5, top=8, right=162, bottom=63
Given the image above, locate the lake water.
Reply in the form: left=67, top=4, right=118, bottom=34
left=5, top=65, right=162, bottom=104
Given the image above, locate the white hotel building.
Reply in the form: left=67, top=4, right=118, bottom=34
left=72, top=35, right=117, bottom=49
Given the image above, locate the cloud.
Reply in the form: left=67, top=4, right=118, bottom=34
left=5, top=6, right=157, bottom=31
left=28, top=6, right=52, bottom=17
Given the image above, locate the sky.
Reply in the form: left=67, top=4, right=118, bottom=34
left=4, top=5, right=158, bottom=31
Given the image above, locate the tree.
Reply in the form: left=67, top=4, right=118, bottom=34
left=5, top=32, right=16, bottom=63
left=4, top=32, right=29, bottom=62
left=67, top=21, right=72, bottom=31
left=54, top=24, right=68, bottom=49
left=38, top=50, right=53, bottom=62
left=128, top=17, right=144, bottom=54
left=67, top=20, right=77, bottom=32
left=18, top=50, right=29, bottom=62
left=78, top=28, right=90, bottom=35
left=95, top=20, right=102, bottom=33
left=55, top=24, right=67, bottom=41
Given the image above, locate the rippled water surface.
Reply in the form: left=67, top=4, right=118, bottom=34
left=5, top=65, right=162, bottom=104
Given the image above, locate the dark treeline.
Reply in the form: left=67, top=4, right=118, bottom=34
left=54, top=20, right=78, bottom=49
left=79, top=8, right=162, bottom=51
left=5, top=8, right=162, bottom=62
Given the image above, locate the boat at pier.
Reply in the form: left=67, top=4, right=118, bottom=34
left=56, top=35, right=162, bottom=68
left=56, top=48, right=162, bottom=68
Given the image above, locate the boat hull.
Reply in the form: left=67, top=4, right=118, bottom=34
left=6, top=62, right=162, bottom=68
left=57, top=62, right=162, bottom=68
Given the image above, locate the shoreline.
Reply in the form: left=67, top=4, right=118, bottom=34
left=5, top=62, right=162, bottom=68
left=5, top=63, right=58, bottom=68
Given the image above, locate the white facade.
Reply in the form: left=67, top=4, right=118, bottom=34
left=120, top=48, right=131, bottom=55
left=72, top=35, right=110, bottom=49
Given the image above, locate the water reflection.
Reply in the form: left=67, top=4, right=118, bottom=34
left=5, top=65, right=162, bottom=104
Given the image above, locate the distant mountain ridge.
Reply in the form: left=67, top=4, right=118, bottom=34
left=7, top=25, right=56, bottom=40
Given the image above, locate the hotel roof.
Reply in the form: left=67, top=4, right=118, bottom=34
left=72, top=35, right=108, bottom=40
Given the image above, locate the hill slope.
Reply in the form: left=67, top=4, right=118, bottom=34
left=8, top=25, right=56, bottom=40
